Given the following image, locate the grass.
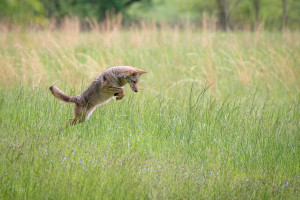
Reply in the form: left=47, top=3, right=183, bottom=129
left=0, top=24, right=299, bottom=199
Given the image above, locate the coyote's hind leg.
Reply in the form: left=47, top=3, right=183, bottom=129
left=67, top=104, right=88, bottom=125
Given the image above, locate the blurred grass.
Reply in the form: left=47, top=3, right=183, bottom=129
left=0, top=24, right=299, bottom=199
left=0, top=26, right=299, bottom=100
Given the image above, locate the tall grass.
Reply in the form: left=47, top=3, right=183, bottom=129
left=0, top=21, right=299, bottom=99
left=0, top=21, right=299, bottom=199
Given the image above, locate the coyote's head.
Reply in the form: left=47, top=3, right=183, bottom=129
left=124, top=68, right=147, bottom=92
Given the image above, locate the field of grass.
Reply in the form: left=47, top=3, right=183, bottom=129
left=0, top=24, right=299, bottom=199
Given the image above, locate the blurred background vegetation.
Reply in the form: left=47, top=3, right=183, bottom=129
left=0, top=0, right=299, bottom=30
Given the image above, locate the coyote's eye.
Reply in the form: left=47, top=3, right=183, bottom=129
left=132, top=81, right=136, bottom=84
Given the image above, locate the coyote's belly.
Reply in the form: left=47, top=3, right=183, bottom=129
left=92, top=92, right=114, bottom=107
left=85, top=92, right=114, bottom=120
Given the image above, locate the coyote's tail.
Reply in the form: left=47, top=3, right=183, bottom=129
left=49, top=86, right=78, bottom=104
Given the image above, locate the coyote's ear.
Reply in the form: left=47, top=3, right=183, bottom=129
left=137, top=69, right=147, bottom=75
left=124, top=69, right=137, bottom=77
left=124, top=68, right=147, bottom=76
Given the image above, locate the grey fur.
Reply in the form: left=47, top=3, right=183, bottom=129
left=49, top=66, right=146, bottom=125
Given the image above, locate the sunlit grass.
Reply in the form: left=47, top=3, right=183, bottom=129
left=0, top=86, right=299, bottom=199
left=0, top=28, right=299, bottom=100
left=0, top=24, right=299, bottom=199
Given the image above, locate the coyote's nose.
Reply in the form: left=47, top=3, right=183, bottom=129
left=135, top=89, right=138, bottom=92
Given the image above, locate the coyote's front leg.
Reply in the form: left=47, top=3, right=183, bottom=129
left=115, top=90, right=125, bottom=100
left=101, top=84, right=125, bottom=100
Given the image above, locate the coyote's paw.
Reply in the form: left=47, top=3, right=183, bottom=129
left=68, top=118, right=77, bottom=126
left=115, top=90, right=125, bottom=100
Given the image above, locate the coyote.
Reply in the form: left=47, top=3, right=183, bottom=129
left=49, top=66, right=147, bottom=125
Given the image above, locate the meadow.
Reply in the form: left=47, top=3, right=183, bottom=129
left=0, top=22, right=299, bottom=199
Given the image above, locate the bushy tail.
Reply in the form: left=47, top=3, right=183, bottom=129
left=49, top=86, right=77, bottom=103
